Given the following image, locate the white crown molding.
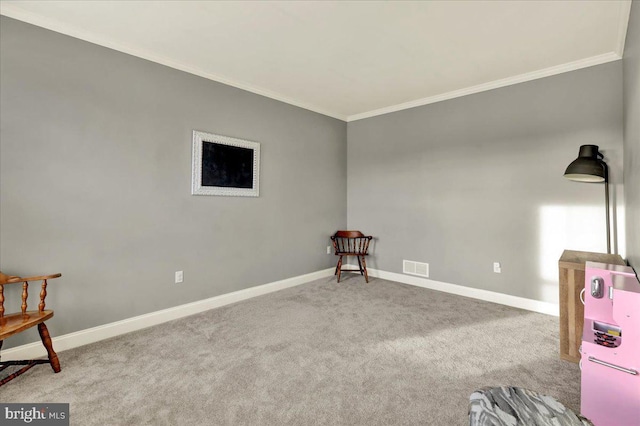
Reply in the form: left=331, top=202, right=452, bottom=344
left=347, top=52, right=622, bottom=122
left=1, top=267, right=335, bottom=361
left=0, top=1, right=631, bottom=124
left=615, top=0, right=633, bottom=57
left=0, top=3, right=347, bottom=122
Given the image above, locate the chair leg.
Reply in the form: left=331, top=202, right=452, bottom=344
left=357, top=256, right=364, bottom=275
left=361, top=256, right=369, bottom=283
left=336, top=255, right=343, bottom=283
left=37, top=323, right=61, bottom=373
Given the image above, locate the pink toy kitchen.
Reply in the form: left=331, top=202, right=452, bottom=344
left=580, top=261, right=640, bottom=426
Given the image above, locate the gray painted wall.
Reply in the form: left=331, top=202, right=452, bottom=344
left=1, top=11, right=634, bottom=353
left=347, top=62, right=624, bottom=303
left=0, top=17, right=347, bottom=347
left=624, top=2, right=640, bottom=271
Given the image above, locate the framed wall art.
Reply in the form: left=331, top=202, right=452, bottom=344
left=191, top=130, right=260, bottom=197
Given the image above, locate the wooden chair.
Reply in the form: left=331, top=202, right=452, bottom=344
left=0, top=271, right=62, bottom=386
left=331, top=231, right=373, bottom=283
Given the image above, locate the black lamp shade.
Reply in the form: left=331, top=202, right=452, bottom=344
left=564, top=145, right=606, bottom=182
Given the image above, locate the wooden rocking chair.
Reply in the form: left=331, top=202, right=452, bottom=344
left=331, top=231, right=373, bottom=283
left=0, top=271, right=62, bottom=386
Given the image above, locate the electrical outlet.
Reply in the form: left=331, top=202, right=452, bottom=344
left=493, top=262, right=501, bottom=273
left=175, top=271, right=184, bottom=283
left=327, top=245, right=332, bottom=254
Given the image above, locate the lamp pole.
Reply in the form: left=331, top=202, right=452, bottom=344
left=603, top=161, right=611, bottom=254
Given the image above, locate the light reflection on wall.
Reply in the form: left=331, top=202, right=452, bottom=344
left=538, top=203, right=626, bottom=304
left=539, top=204, right=606, bottom=279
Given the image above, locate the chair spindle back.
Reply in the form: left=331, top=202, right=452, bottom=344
left=331, top=231, right=372, bottom=255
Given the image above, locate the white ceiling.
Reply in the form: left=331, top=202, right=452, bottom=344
left=0, top=1, right=632, bottom=121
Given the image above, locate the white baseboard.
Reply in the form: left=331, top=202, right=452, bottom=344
left=1, top=267, right=335, bottom=361
left=3, top=266, right=558, bottom=360
left=366, top=268, right=559, bottom=316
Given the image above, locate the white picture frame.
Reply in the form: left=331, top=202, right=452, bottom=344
left=191, top=130, right=260, bottom=197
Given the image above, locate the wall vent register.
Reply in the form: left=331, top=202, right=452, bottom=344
left=403, top=260, right=429, bottom=278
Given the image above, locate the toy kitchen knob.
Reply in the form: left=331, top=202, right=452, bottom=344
left=591, top=276, right=604, bottom=298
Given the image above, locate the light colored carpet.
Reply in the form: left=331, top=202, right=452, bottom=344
left=0, top=275, right=581, bottom=425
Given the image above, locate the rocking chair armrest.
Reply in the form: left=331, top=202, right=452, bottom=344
left=0, top=273, right=61, bottom=285
left=16, top=273, right=62, bottom=282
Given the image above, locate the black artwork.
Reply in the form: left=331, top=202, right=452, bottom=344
left=201, top=141, right=254, bottom=188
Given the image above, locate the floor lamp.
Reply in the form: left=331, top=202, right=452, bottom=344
left=563, top=144, right=611, bottom=254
